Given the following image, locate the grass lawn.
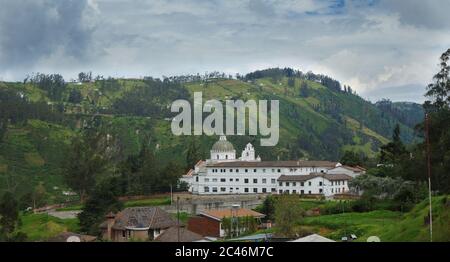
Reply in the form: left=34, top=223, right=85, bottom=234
left=302, top=210, right=403, bottom=241
left=19, top=213, right=79, bottom=241
left=56, top=196, right=171, bottom=211
left=299, top=196, right=450, bottom=242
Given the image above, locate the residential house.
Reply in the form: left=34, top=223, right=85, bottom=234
left=100, top=207, right=178, bottom=241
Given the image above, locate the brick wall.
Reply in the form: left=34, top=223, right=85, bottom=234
left=187, top=216, right=220, bottom=237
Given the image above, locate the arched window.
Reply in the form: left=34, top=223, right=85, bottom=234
left=226, top=155, right=228, bottom=159
left=217, top=155, right=219, bottom=159
left=246, top=152, right=249, bottom=157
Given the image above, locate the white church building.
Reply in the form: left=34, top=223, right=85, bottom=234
left=181, top=136, right=365, bottom=197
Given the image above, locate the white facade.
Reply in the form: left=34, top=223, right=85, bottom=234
left=277, top=175, right=351, bottom=197
left=182, top=136, right=361, bottom=196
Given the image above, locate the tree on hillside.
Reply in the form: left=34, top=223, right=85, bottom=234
left=274, top=195, right=305, bottom=237
left=380, top=124, right=406, bottom=164
left=425, top=48, right=450, bottom=110
left=68, top=89, right=83, bottom=104
left=0, top=118, right=6, bottom=143
left=0, top=192, right=22, bottom=241
left=185, top=137, right=202, bottom=170
left=160, top=161, right=184, bottom=191
left=78, top=72, right=93, bottom=83
left=340, top=150, right=365, bottom=166
left=32, top=182, right=47, bottom=209
left=287, top=78, right=295, bottom=87
left=423, top=48, right=450, bottom=193
left=64, top=132, right=108, bottom=202
left=299, top=81, right=309, bottom=97
left=78, top=177, right=123, bottom=235
left=259, top=195, right=276, bottom=221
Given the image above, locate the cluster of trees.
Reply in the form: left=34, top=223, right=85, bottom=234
left=244, top=67, right=343, bottom=92
left=25, top=73, right=67, bottom=100
left=352, top=49, right=450, bottom=197
left=112, top=77, right=190, bottom=118
left=375, top=99, right=424, bottom=128
left=65, top=126, right=185, bottom=235
left=0, top=88, right=63, bottom=134
left=0, top=192, right=27, bottom=241
left=116, top=143, right=183, bottom=195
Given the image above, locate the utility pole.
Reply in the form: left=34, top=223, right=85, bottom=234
left=177, top=196, right=180, bottom=242
left=425, top=114, right=433, bottom=242
left=170, top=184, right=173, bottom=205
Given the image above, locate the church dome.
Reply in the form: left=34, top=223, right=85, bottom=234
left=211, top=136, right=235, bottom=152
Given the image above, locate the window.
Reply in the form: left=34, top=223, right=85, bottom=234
left=212, top=178, right=218, bottom=182
left=254, top=169, right=257, bottom=172
left=204, top=187, right=210, bottom=193
left=300, top=190, right=304, bottom=194
left=245, top=169, right=248, bottom=173
left=272, top=169, right=275, bottom=172
left=230, top=178, right=233, bottom=182
left=122, top=230, right=126, bottom=238
left=308, top=190, right=311, bottom=194
left=271, top=178, right=276, bottom=184
left=319, top=188, right=323, bottom=193
left=236, top=178, right=239, bottom=182
left=253, top=178, right=257, bottom=183
left=220, top=178, right=226, bottom=182
left=230, top=187, right=233, bottom=191
left=196, top=177, right=199, bottom=182
left=301, top=182, right=304, bottom=186
left=230, top=169, right=233, bottom=172
left=217, top=155, right=219, bottom=159
left=331, top=181, right=334, bottom=186
left=279, top=182, right=282, bottom=186
left=204, top=178, right=209, bottom=182
left=263, top=169, right=266, bottom=173
left=293, top=182, right=296, bottom=186
left=262, top=178, right=267, bottom=184
left=221, top=187, right=226, bottom=192
left=319, top=181, right=323, bottom=186
left=279, top=190, right=283, bottom=194
left=262, top=188, right=267, bottom=193
left=244, top=188, right=249, bottom=193
left=331, top=188, right=334, bottom=193
left=277, top=169, right=281, bottom=173
left=212, top=187, right=218, bottom=192
left=226, top=155, right=228, bottom=159
left=308, top=181, right=311, bottom=186
left=271, top=188, right=276, bottom=192
left=286, top=182, right=290, bottom=186
left=253, top=188, right=258, bottom=193
left=244, top=179, right=249, bottom=184
left=293, top=190, right=297, bottom=194
left=236, top=169, right=239, bottom=173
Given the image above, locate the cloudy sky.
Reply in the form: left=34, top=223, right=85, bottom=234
left=1, top=0, right=449, bottom=103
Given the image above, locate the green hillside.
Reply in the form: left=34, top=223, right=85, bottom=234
left=301, top=195, right=449, bottom=242
left=0, top=71, right=422, bottom=203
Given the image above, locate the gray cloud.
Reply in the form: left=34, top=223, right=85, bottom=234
left=0, top=0, right=94, bottom=71
left=0, top=0, right=449, bottom=102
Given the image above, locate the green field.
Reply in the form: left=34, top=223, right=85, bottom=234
left=56, top=196, right=171, bottom=211
left=299, top=196, right=449, bottom=242
left=19, top=213, right=79, bottom=241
